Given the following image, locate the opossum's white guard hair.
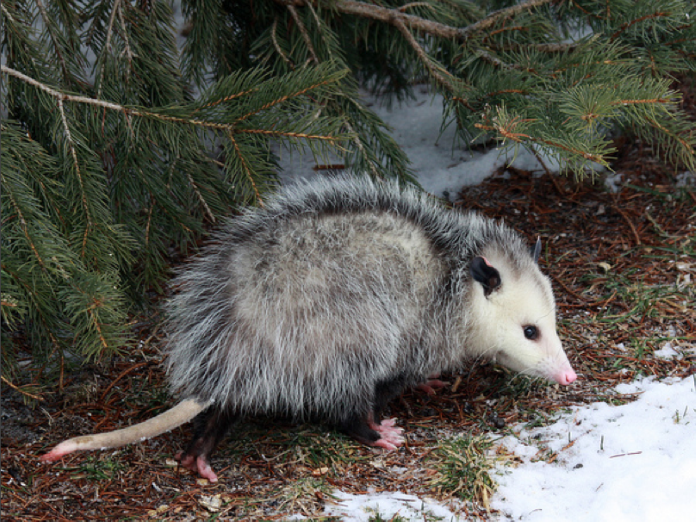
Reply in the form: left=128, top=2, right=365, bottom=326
left=165, top=175, right=570, bottom=421
left=43, top=175, right=576, bottom=480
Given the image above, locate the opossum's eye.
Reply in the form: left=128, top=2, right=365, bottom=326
left=523, top=325, right=538, bottom=340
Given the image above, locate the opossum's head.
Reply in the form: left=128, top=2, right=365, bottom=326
left=467, top=241, right=577, bottom=386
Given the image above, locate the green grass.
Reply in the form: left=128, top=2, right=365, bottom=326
left=426, top=435, right=498, bottom=506
left=66, top=456, right=126, bottom=481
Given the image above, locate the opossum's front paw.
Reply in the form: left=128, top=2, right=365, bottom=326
left=175, top=451, right=218, bottom=483
left=368, top=418, right=404, bottom=450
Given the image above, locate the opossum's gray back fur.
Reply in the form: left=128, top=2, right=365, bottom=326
left=165, top=176, right=535, bottom=422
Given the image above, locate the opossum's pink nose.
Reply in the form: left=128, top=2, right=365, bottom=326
left=556, top=368, right=577, bottom=385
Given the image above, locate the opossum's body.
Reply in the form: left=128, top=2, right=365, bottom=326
left=42, top=176, right=576, bottom=482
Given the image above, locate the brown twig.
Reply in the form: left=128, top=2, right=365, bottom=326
left=99, top=362, right=149, bottom=403
left=1, top=375, right=44, bottom=401
left=612, top=196, right=642, bottom=245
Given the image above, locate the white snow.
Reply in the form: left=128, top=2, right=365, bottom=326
left=491, top=376, right=696, bottom=522
left=279, top=89, right=568, bottom=198
left=321, top=376, right=696, bottom=521
left=324, top=490, right=460, bottom=521
left=604, top=172, right=625, bottom=193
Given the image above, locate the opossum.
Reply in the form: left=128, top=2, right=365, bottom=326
left=41, top=175, right=577, bottom=482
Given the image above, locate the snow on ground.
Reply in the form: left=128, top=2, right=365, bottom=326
left=279, top=89, right=562, bottom=198
left=491, top=376, right=696, bottom=522
left=324, top=490, right=460, bottom=521
left=322, top=375, right=696, bottom=522
left=278, top=92, right=696, bottom=521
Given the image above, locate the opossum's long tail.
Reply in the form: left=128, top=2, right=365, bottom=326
left=40, top=398, right=212, bottom=462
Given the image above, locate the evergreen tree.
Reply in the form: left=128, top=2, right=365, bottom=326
left=2, top=0, right=694, bottom=393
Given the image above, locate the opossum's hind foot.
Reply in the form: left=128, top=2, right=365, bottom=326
left=368, top=418, right=404, bottom=450
left=175, top=406, right=238, bottom=483
left=176, top=451, right=218, bottom=482
left=340, top=414, right=404, bottom=451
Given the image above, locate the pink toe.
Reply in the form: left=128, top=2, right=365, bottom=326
left=370, top=439, right=399, bottom=450
left=197, top=459, right=218, bottom=482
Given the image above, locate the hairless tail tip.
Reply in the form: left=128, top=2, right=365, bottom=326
left=40, top=440, right=79, bottom=462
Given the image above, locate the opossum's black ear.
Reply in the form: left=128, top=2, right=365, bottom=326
left=531, top=237, right=542, bottom=264
left=470, top=256, right=501, bottom=296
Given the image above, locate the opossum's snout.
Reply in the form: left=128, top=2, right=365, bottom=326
left=553, top=366, right=577, bottom=386
left=469, top=253, right=577, bottom=385
left=495, top=337, right=577, bottom=386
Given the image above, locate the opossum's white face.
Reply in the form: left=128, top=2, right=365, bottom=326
left=468, top=253, right=577, bottom=385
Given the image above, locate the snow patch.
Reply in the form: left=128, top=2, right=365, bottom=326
left=324, top=490, right=460, bottom=521
left=279, top=90, right=596, bottom=199
left=491, top=376, right=696, bottom=521
left=604, top=172, right=625, bottom=193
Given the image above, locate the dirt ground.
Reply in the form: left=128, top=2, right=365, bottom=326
left=2, top=78, right=695, bottom=520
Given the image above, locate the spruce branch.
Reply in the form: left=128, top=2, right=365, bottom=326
left=474, top=48, right=516, bottom=70
left=237, top=128, right=345, bottom=141
left=116, top=1, right=135, bottom=64
left=2, top=66, right=345, bottom=137
left=642, top=115, right=694, bottom=153
left=2, top=263, right=63, bottom=355
left=3, top=65, right=129, bottom=113
left=458, top=0, right=555, bottom=40
left=233, top=78, right=342, bottom=123
left=56, top=97, right=92, bottom=256
left=474, top=117, right=606, bottom=164
left=610, top=11, right=672, bottom=42
left=278, top=0, right=456, bottom=40
left=315, top=0, right=555, bottom=42
left=344, top=120, right=380, bottom=178
left=185, top=170, right=216, bottom=223
left=35, top=0, right=67, bottom=81
left=0, top=375, right=44, bottom=402
left=0, top=3, right=16, bottom=24
left=228, top=132, right=265, bottom=206
left=193, top=87, right=259, bottom=112
left=3, top=189, right=46, bottom=270
left=392, top=16, right=456, bottom=91
left=272, top=17, right=294, bottom=68
left=286, top=3, right=319, bottom=65
left=97, top=0, right=132, bottom=99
